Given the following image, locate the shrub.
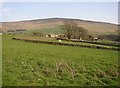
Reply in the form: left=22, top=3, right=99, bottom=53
left=32, top=32, right=43, bottom=37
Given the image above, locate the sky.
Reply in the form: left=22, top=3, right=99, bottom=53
left=1, top=2, right=118, bottom=24
left=1, top=0, right=120, bottom=2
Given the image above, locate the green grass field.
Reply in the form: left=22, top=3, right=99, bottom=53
left=2, top=34, right=118, bottom=86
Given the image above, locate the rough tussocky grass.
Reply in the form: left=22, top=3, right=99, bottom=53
left=2, top=34, right=118, bottom=86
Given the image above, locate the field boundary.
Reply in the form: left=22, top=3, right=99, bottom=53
left=12, top=37, right=119, bottom=51
left=56, top=37, right=119, bottom=47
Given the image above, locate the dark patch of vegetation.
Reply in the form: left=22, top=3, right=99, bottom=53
left=98, top=34, right=119, bottom=42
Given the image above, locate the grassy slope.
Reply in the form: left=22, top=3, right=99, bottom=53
left=26, top=26, right=63, bottom=35
left=3, top=35, right=118, bottom=86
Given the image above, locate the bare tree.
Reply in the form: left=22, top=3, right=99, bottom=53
left=62, top=21, right=78, bottom=39
left=62, top=21, right=88, bottom=40
left=32, top=32, right=43, bottom=37
left=75, top=27, right=87, bottom=40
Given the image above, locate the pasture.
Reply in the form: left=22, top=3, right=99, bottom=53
left=26, top=26, right=63, bottom=35
left=2, top=34, right=118, bottom=86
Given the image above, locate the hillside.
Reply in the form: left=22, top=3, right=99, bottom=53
left=2, top=18, right=118, bottom=33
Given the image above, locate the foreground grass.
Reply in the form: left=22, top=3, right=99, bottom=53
left=2, top=35, right=118, bottom=86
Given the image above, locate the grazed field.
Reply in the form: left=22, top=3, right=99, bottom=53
left=15, top=34, right=119, bottom=49
left=2, top=35, right=118, bottom=86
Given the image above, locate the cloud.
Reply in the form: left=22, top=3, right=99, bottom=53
left=2, top=7, right=11, bottom=16
left=0, top=2, right=2, bottom=7
left=0, top=3, right=2, bottom=21
left=2, top=7, right=12, bottom=21
left=0, top=0, right=1, bottom=2
left=0, top=2, right=2, bottom=12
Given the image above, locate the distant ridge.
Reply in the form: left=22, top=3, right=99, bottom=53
left=2, top=18, right=118, bottom=33
left=10, top=18, right=117, bottom=25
